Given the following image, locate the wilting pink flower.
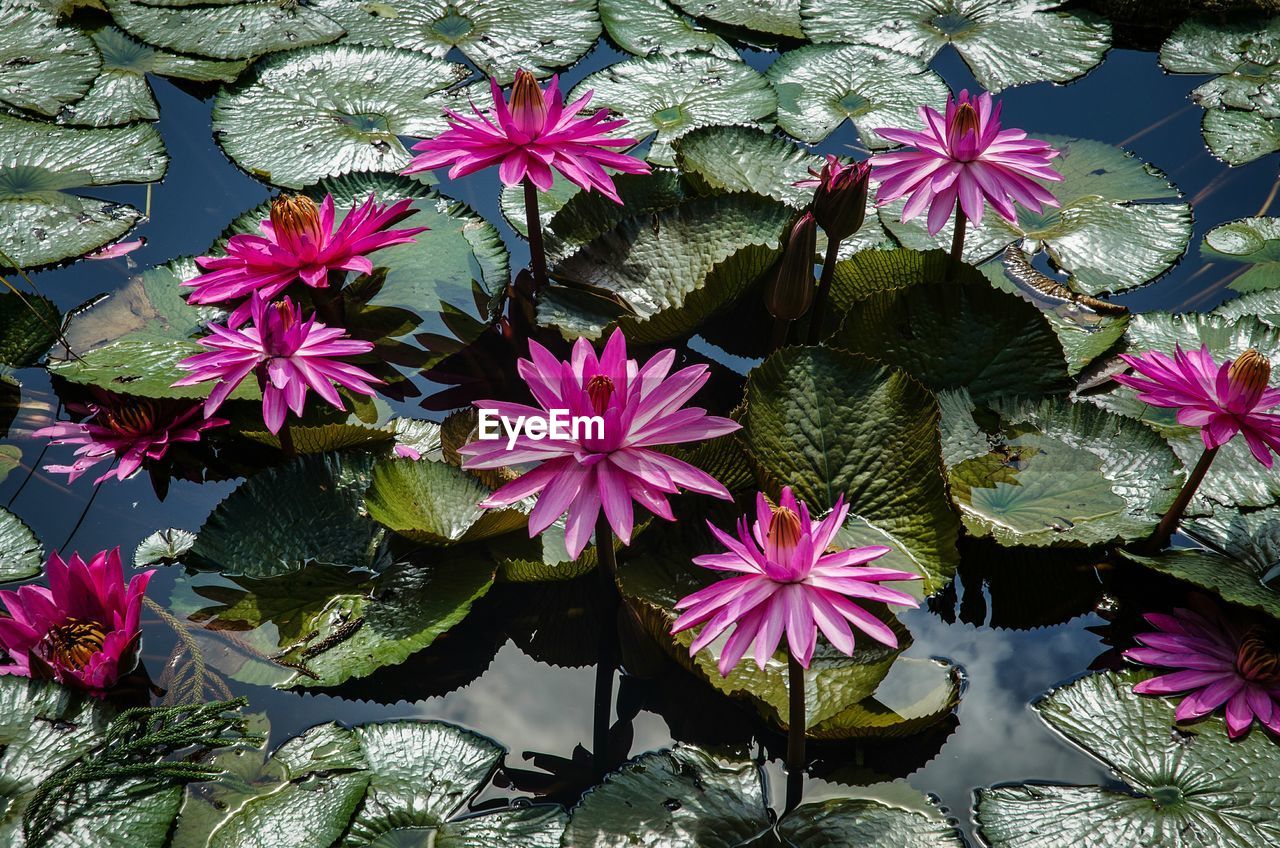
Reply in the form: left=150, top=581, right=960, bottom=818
left=457, top=329, right=739, bottom=558
left=173, top=293, right=381, bottom=434
left=403, top=69, right=650, bottom=203
left=671, top=488, right=921, bottom=676
left=0, top=548, right=152, bottom=692
left=1126, top=597, right=1280, bottom=739
left=794, top=155, right=871, bottom=242
left=33, top=391, right=226, bottom=484
left=85, top=238, right=145, bottom=260
left=184, top=193, right=426, bottom=319
left=870, top=89, right=1061, bottom=235
left=1115, top=346, right=1280, bottom=468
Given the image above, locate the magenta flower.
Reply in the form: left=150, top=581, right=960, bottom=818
left=0, top=548, right=152, bottom=692
left=184, top=193, right=426, bottom=319
left=33, top=391, right=227, bottom=484
left=173, top=293, right=381, bottom=434
left=403, top=69, right=650, bottom=203
left=671, top=488, right=921, bottom=676
left=794, top=155, right=871, bottom=243
left=870, top=89, right=1061, bottom=235
left=1125, top=597, right=1280, bottom=739
left=1115, top=346, right=1280, bottom=468
left=457, top=329, right=739, bottom=559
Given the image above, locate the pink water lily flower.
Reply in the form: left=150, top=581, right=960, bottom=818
left=184, top=193, right=426, bottom=320
left=871, top=89, right=1061, bottom=235
left=671, top=488, right=921, bottom=676
left=1115, top=346, right=1280, bottom=468
left=85, top=238, right=145, bottom=260
left=173, top=293, right=381, bottom=434
left=0, top=548, right=152, bottom=692
left=33, top=391, right=226, bottom=484
left=403, top=69, right=650, bottom=203
left=457, top=329, right=739, bottom=559
left=1126, top=597, right=1280, bottom=739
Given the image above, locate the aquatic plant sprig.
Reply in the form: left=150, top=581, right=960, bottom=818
left=794, top=156, right=870, bottom=343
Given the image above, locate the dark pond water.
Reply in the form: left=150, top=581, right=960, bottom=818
left=10, top=38, right=1272, bottom=841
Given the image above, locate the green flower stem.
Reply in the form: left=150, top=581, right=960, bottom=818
left=524, top=179, right=549, bottom=291
left=785, top=652, right=806, bottom=815
left=1142, top=446, right=1219, bottom=553
left=594, top=515, right=619, bottom=778
left=947, top=202, right=967, bottom=283
left=278, top=420, right=297, bottom=460
left=806, top=238, right=842, bottom=345
left=311, top=281, right=346, bottom=328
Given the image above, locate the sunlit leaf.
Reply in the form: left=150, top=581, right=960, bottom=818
left=0, top=4, right=100, bottom=118
left=106, top=0, right=344, bottom=62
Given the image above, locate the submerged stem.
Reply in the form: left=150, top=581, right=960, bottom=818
left=1140, top=446, right=1219, bottom=553
left=806, top=238, right=842, bottom=345
left=784, top=653, right=806, bottom=815
left=311, top=282, right=346, bottom=328
left=523, top=179, right=549, bottom=292
left=594, top=516, right=619, bottom=779
left=946, top=202, right=967, bottom=283
left=770, top=317, right=792, bottom=352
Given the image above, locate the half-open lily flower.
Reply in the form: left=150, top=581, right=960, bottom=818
left=1126, top=597, right=1280, bottom=739
left=403, top=69, right=650, bottom=203
left=0, top=548, right=152, bottom=692
left=870, top=89, right=1061, bottom=235
left=457, top=329, right=739, bottom=558
left=184, top=193, right=426, bottom=319
left=795, top=155, right=870, bottom=243
left=173, top=293, right=381, bottom=434
left=33, top=391, right=227, bottom=484
left=1115, top=346, right=1280, bottom=468
left=672, top=488, right=921, bottom=676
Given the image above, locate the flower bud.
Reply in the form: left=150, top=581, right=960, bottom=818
left=1229, top=349, right=1272, bottom=405
left=269, top=194, right=323, bottom=250
left=509, top=69, right=548, bottom=138
left=807, top=156, right=870, bottom=243
left=765, top=213, right=817, bottom=322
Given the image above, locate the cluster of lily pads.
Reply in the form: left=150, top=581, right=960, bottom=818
left=5, top=0, right=1280, bottom=846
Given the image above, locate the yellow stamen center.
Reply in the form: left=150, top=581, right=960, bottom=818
left=766, top=505, right=802, bottom=562
left=97, top=399, right=160, bottom=436
left=952, top=102, right=980, bottom=140
left=269, top=194, right=323, bottom=246
left=1229, top=349, right=1272, bottom=397
left=510, top=69, right=547, bottom=130
left=1237, top=626, right=1280, bottom=685
left=42, top=618, right=107, bottom=671
left=586, top=375, right=614, bottom=415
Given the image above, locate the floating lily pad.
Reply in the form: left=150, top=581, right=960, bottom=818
left=134, top=527, right=197, bottom=568
left=569, top=55, right=776, bottom=167
left=499, top=172, right=581, bottom=238
left=315, top=0, right=598, bottom=83
left=106, top=0, right=344, bottom=62
left=1215, top=288, right=1280, bottom=328
left=0, top=507, right=42, bottom=583
left=1202, top=216, right=1280, bottom=292
left=744, top=347, right=960, bottom=590
left=0, top=115, right=166, bottom=268
left=212, top=45, right=475, bottom=187
left=976, top=670, right=1280, bottom=848
left=671, top=0, right=803, bottom=38
left=365, top=456, right=528, bottom=545
left=1161, top=17, right=1280, bottom=116
left=599, top=0, right=737, bottom=60
left=766, top=43, right=949, bottom=146
left=943, top=392, right=1181, bottom=547
left=882, top=135, right=1192, bottom=297
left=0, top=4, right=100, bottom=118
left=542, top=169, right=691, bottom=261
left=1201, top=105, right=1280, bottom=165
left=800, top=0, right=1110, bottom=92
left=0, top=292, right=57, bottom=368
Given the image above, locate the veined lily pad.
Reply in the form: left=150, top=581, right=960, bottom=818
left=942, top=391, right=1181, bottom=547
left=365, top=456, right=528, bottom=545
left=568, top=55, right=776, bottom=167
left=800, top=0, right=1110, bottom=92
left=0, top=115, right=166, bottom=268
left=1202, top=107, right=1280, bottom=165
left=1201, top=216, right=1280, bottom=292
left=541, top=169, right=691, bottom=261
left=1215, top=288, right=1280, bottom=328
left=599, top=0, right=737, bottom=60
left=0, top=292, right=57, bottom=368
left=0, top=507, right=42, bottom=583
left=767, top=43, right=949, bottom=146
left=499, top=172, right=581, bottom=238
left=0, top=3, right=100, bottom=118
left=106, top=0, right=344, bottom=62
left=1161, top=18, right=1280, bottom=117
left=671, top=0, right=803, bottom=38
left=882, top=135, right=1192, bottom=297
left=315, top=0, right=598, bottom=83
left=565, top=745, right=964, bottom=847
left=976, top=670, right=1280, bottom=848
left=134, top=527, right=197, bottom=568
left=212, top=46, right=476, bottom=187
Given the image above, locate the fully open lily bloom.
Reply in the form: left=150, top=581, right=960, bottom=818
left=173, top=293, right=381, bottom=434
left=457, top=329, right=739, bottom=559
left=33, top=391, right=227, bottom=484
left=1126, top=598, right=1280, bottom=739
left=1115, top=346, right=1280, bottom=468
left=0, top=549, right=152, bottom=692
left=403, top=69, right=650, bottom=203
left=184, top=193, right=426, bottom=318
left=870, top=89, right=1061, bottom=235
left=671, top=488, right=921, bottom=676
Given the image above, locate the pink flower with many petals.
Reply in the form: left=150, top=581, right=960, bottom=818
left=33, top=391, right=227, bottom=484
left=1125, top=597, right=1280, bottom=739
left=671, top=488, right=921, bottom=676
left=457, top=329, right=739, bottom=559
left=173, top=293, right=381, bottom=434
left=1115, top=346, right=1280, bottom=468
left=185, top=193, right=426, bottom=320
left=403, top=69, right=650, bottom=203
left=870, top=89, right=1061, bottom=235
left=0, top=548, right=152, bottom=692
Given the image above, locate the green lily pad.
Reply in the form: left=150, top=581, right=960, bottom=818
left=499, top=172, right=581, bottom=238
left=0, top=4, right=100, bottom=118
left=599, top=0, right=737, bottom=60
left=541, top=169, right=691, bottom=262
left=1215, top=288, right=1280, bottom=328
left=0, top=508, right=42, bottom=583
left=365, top=456, right=528, bottom=545
left=1046, top=310, right=1129, bottom=377
left=0, top=293, right=57, bottom=368
left=975, top=670, right=1280, bottom=848
left=212, top=45, right=476, bottom=187
left=1201, top=216, right=1280, bottom=292
left=565, top=745, right=964, bottom=847
left=0, top=115, right=166, bottom=269
left=943, top=392, right=1181, bottom=547
left=882, top=135, right=1192, bottom=297
left=315, top=0, right=598, bottom=83
left=800, top=0, right=1110, bottom=92
left=766, top=43, right=949, bottom=146
left=1202, top=107, right=1280, bottom=165
left=488, top=515, right=618, bottom=582
left=106, top=0, right=344, bottom=62
left=568, top=55, right=776, bottom=167
left=671, top=0, right=803, bottom=38
left=743, top=347, right=960, bottom=591
left=828, top=249, right=1070, bottom=402
left=1161, top=17, right=1280, bottom=116
left=134, top=527, right=197, bottom=568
